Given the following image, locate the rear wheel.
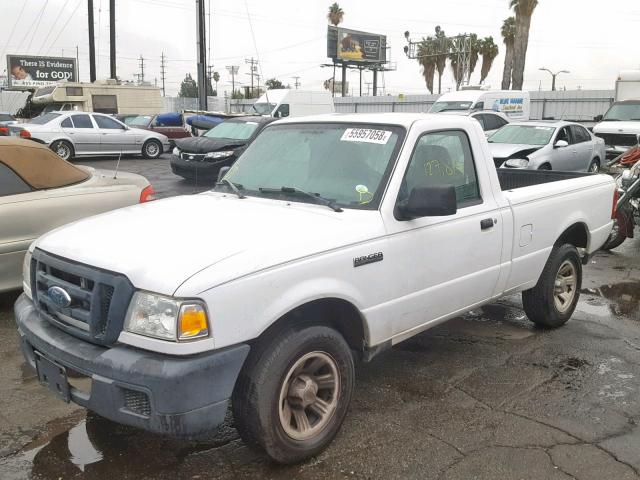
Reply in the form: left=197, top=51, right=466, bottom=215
left=523, top=244, right=582, bottom=328
left=232, top=325, right=354, bottom=464
left=142, top=139, right=162, bottom=159
left=588, top=158, right=601, bottom=173
left=50, top=140, right=74, bottom=161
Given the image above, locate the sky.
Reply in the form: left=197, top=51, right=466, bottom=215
left=1, top=0, right=639, bottom=97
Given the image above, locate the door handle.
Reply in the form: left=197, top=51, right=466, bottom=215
left=480, top=218, right=495, bottom=230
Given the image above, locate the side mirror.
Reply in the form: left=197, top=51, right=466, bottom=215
left=217, top=166, right=230, bottom=182
left=399, top=185, right=457, bottom=220
left=594, top=114, right=603, bottom=122
left=554, top=140, right=569, bottom=148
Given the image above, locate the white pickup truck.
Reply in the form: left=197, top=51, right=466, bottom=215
left=15, top=113, right=616, bottom=464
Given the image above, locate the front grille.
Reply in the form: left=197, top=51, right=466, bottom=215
left=123, top=389, right=151, bottom=416
left=180, top=152, right=206, bottom=162
left=31, top=249, right=134, bottom=346
left=594, top=133, right=638, bottom=147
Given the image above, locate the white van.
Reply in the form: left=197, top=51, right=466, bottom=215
left=251, top=89, right=335, bottom=118
left=593, top=71, right=640, bottom=158
left=430, top=88, right=531, bottom=121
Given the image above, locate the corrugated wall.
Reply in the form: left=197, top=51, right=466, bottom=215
left=165, top=90, right=616, bottom=122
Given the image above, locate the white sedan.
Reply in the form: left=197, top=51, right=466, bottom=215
left=0, top=138, right=154, bottom=292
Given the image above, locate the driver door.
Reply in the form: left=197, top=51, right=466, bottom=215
left=383, top=128, right=503, bottom=338
left=551, top=126, right=575, bottom=171
left=93, top=115, right=137, bottom=154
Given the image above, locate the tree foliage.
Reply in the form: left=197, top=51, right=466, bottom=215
left=327, top=3, right=344, bottom=26
left=178, top=73, right=198, bottom=98
left=265, top=78, right=285, bottom=90
left=480, top=37, right=499, bottom=84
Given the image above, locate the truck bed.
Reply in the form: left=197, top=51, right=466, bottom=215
left=497, top=169, right=594, bottom=191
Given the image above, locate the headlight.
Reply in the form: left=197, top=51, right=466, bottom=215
left=205, top=150, right=234, bottom=159
left=23, top=251, right=32, bottom=299
left=505, top=158, right=529, bottom=168
left=172, top=147, right=180, bottom=156
left=124, top=291, right=209, bottom=341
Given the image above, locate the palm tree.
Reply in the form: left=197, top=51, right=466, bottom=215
left=500, top=17, right=516, bottom=89
left=479, top=37, right=499, bottom=84
left=510, top=0, right=538, bottom=90
left=417, top=37, right=436, bottom=94
left=469, top=34, right=481, bottom=78
left=449, top=53, right=461, bottom=89
left=327, top=3, right=344, bottom=26
left=212, top=71, right=220, bottom=96
left=434, top=26, right=448, bottom=94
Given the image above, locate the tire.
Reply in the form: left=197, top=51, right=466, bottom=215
left=538, top=163, right=552, bottom=171
left=522, top=244, right=582, bottom=328
left=588, top=158, right=601, bottom=173
left=50, top=140, right=74, bottom=161
left=232, top=325, right=354, bottom=464
left=602, top=208, right=630, bottom=250
left=142, top=139, right=162, bottom=159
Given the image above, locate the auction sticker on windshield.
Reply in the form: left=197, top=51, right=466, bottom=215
left=341, top=128, right=392, bottom=144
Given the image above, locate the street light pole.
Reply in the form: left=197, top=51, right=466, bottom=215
left=539, top=67, right=570, bottom=91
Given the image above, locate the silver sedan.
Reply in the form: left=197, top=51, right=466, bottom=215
left=9, top=111, right=170, bottom=160
left=488, top=120, right=606, bottom=172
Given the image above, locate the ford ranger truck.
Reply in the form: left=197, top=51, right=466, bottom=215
left=15, top=113, right=616, bottom=464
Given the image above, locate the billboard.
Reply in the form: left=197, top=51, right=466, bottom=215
left=327, top=27, right=386, bottom=64
left=6, top=55, right=77, bottom=89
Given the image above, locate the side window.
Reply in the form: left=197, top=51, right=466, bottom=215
left=483, top=115, right=499, bottom=131
left=399, top=130, right=481, bottom=207
left=0, top=162, right=31, bottom=196
left=474, top=101, right=484, bottom=111
left=93, top=115, right=125, bottom=129
left=70, top=114, right=94, bottom=129
left=473, top=114, right=487, bottom=130
left=494, top=116, right=508, bottom=128
left=556, top=126, right=570, bottom=144
left=60, top=117, right=73, bottom=128
left=571, top=125, right=590, bottom=143
left=274, top=104, right=290, bottom=118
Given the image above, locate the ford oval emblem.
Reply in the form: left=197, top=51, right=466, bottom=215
left=48, top=286, right=72, bottom=308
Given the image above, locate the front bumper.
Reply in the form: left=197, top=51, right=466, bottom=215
left=169, top=154, right=235, bottom=180
left=14, top=293, right=249, bottom=437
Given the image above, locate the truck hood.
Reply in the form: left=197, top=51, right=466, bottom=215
left=174, top=136, right=246, bottom=154
left=593, top=121, right=640, bottom=134
left=488, top=143, right=543, bottom=159
left=34, top=193, right=383, bottom=296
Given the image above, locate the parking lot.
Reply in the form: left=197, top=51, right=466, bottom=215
left=0, top=155, right=638, bottom=479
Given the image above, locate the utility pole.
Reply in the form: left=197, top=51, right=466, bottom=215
left=137, top=55, right=145, bottom=83
left=365, top=81, right=372, bottom=96
left=195, top=0, right=208, bottom=110
left=539, top=67, right=570, bottom=91
left=226, top=65, right=239, bottom=96
left=109, top=0, right=116, bottom=79
left=245, top=57, right=258, bottom=97
left=292, top=76, right=301, bottom=89
left=160, top=52, right=167, bottom=96
left=207, top=65, right=214, bottom=96
left=76, top=46, right=80, bottom=81
left=87, top=0, right=96, bottom=82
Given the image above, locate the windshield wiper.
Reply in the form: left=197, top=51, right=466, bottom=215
left=217, top=178, right=245, bottom=199
left=258, top=186, right=343, bottom=212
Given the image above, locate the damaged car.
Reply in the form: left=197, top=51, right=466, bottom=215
left=488, top=120, right=606, bottom=172
left=170, top=116, right=274, bottom=182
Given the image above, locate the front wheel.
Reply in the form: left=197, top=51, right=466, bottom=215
left=50, top=140, right=74, bottom=161
left=232, top=325, right=354, bottom=464
left=142, top=139, right=162, bottom=159
left=588, top=159, right=601, bottom=173
left=522, top=244, right=582, bottom=328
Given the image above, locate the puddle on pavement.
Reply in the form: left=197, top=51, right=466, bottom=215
left=1, top=412, right=234, bottom=479
left=580, top=281, right=640, bottom=321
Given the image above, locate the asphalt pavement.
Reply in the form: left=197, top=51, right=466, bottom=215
left=1, top=155, right=639, bottom=479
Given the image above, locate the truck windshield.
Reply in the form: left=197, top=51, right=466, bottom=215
left=221, top=123, right=404, bottom=210
left=29, top=113, right=61, bottom=125
left=251, top=102, right=276, bottom=115
left=0, top=114, right=14, bottom=122
left=204, top=121, right=259, bottom=140
left=430, top=101, right=474, bottom=113
left=488, top=125, right=555, bottom=146
left=602, top=102, right=640, bottom=121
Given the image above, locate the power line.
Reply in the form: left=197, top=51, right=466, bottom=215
left=25, top=0, right=50, bottom=54
left=37, top=0, right=72, bottom=55
left=1, top=0, right=29, bottom=59
left=46, top=0, right=83, bottom=55
left=15, top=1, right=48, bottom=54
